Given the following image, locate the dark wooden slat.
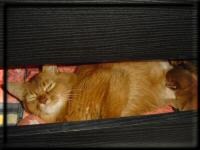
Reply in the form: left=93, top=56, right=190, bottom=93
left=0, top=111, right=197, bottom=147
left=5, top=5, right=197, bottom=67
left=0, top=3, right=3, bottom=67
left=0, top=0, right=197, bottom=5
left=0, top=128, right=2, bottom=146
left=5, top=111, right=197, bottom=135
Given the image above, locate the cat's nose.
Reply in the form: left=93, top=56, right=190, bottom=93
left=38, top=96, right=48, bottom=104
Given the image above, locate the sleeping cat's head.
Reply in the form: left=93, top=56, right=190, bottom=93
left=7, top=65, right=77, bottom=123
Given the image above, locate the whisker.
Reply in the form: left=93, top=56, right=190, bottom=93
left=62, top=98, right=74, bottom=101
left=71, top=89, right=84, bottom=92
left=67, top=94, right=80, bottom=97
left=64, top=91, right=79, bottom=94
left=63, top=89, right=83, bottom=94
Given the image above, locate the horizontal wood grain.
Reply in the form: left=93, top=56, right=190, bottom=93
left=3, top=5, right=197, bottom=67
left=0, top=3, right=3, bottom=67
left=0, top=111, right=197, bottom=147
left=0, top=0, right=197, bottom=5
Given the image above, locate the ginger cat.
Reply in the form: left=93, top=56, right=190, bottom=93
left=7, top=66, right=77, bottom=123
left=7, top=60, right=177, bottom=123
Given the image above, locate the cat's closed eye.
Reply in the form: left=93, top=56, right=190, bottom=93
left=26, top=93, right=37, bottom=102
left=43, top=80, right=56, bottom=92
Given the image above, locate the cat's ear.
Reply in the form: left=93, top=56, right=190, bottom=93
left=42, top=65, right=58, bottom=74
left=7, top=82, right=25, bottom=101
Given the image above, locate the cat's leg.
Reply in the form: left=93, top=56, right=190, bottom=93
left=100, top=70, right=130, bottom=119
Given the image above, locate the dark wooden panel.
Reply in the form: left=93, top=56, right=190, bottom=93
left=0, top=111, right=197, bottom=147
left=0, top=0, right=197, bottom=5
left=0, top=128, right=2, bottom=146
left=0, top=3, right=3, bottom=67
left=5, top=5, right=197, bottom=67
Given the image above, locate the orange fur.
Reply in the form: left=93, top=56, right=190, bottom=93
left=7, top=66, right=77, bottom=123
left=8, top=61, right=195, bottom=123
left=66, top=61, right=175, bottom=121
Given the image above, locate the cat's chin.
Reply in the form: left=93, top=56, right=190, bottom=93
left=40, top=103, right=46, bottom=108
left=39, top=103, right=50, bottom=114
left=39, top=100, right=66, bottom=115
